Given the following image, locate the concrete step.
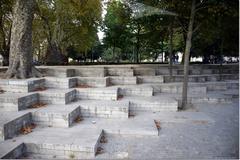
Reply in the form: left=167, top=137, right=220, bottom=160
left=0, top=141, right=24, bottom=159
left=189, top=94, right=233, bottom=104
left=116, top=85, right=153, bottom=97
left=107, top=68, right=133, bottom=76
left=174, top=81, right=238, bottom=91
left=44, top=77, right=77, bottom=89
left=109, top=76, right=137, bottom=85
left=133, top=68, right=156, bottom=76
left=147, top=83, right=207, bottom=94
left=0, top=127, right=103, bottom=159
left=155, top=68, right=172, bottom=75
left=221, top=89, right=239, bottom=98
left=160, top=92, right=234, bottom=104
left=121, top=95, right=178, bottom=113
left=76, top=87, right=118, bottom=101
left=0, top=93, right=39, bottom=111
left=164, top=74, right=238, bottom=83
left=32, top=104, right=80, bottom=127
left=176, top=69, right=202, bottom=75
left=202, top=68, right=239, bottom=74
left=0, top=78, right=45, bottom=93
left=77, top=77, right=109, bottom=87
left=78, top=100, right=129, bottom=119
left=40, top=68, right=75, bottom=77
left=38, top=89, right=76, bottom=105
left=75, top=67, right=106, bottom=77
left=0, top=112, right=31, bottom=140
left=76, top=116, right=158, bottom=136
left=137, top=76, right=164, bottom=84
left=226, top=80, right=239, bottom=89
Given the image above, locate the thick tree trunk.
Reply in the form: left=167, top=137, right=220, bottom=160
left=45, top=42, right=65, bottom=65
left=5, top=0, right=41, bottom=79
left=181, top=0, right=196, bottom=109
left=0, top=16, right=10, bottom=66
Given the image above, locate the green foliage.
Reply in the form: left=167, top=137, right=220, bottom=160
left=103, top=0, right=132, bottom=61
left=34, top=0, right=102, bottom=62
left=102, top=47, right=122, bottom=62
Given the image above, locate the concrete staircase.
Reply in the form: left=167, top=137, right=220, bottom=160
left=0, top=64, right=238, bottom=159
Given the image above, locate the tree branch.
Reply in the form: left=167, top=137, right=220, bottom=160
left=193, top=22, right=202, bottom=33
left=176, top=17, right=187, bottom=33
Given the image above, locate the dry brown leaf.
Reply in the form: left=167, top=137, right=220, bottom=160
left=0, top=89, right=5, bottom=94
left=100, top=136, right=107, bottom=143
left=96, top=147, right=104, bottom=155
left=74, top=116, right=83, bottom=123
left=154, top=119, right=161, bottom=129
left=117, top=95, right=124, bottom=100
left=30, top=102, right=47, bottom=108
left=129, top=113, right=135, bottom=118
left=76, top=84, right=92, bottom=88
left=34, top=86, right=47, bottom=91
left=192, top=120, right=208, bottom=125
left=20, top=123, right=36, bottom=135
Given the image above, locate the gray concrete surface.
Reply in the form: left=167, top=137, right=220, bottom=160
left=97, top=100, right=239, bottom=159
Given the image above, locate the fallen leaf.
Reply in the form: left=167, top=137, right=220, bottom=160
left=34, top=86, right=47, bottom=91
left=30, top=103, right=47, bottom=108
left=74, top=116, right=83, bottom=123
left=0, top=89, right=5, bottom=94
left=154, top=119, right=161, bottom=129
left=20, top=124, right=34, bottom=135
left=117, top=95, right=124, bottom=100
left=100, top=135, right=107, bottom=143
left=76, top=84, right=92, bottom=88
left=96, top=147, right=104, bottom=155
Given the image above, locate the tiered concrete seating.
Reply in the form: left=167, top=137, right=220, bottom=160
left=77, top=77, right=109, bottom=87
left=75, top=67, right=106, bottom=77
left=32, top=104, right=81, bottom=127
left=0, top=92, right=39, bottom=111
left=0, top=64, right=238, bottom=158
left=109, top=76, right=137, bottom=85
left=133, top=67, right=156, bottom=76
left=78, top=100, right=129, bottom=118
left=39, top=89, right=76, bottom=104
left=76, top=87, right=118, bottom=101
left=0, top=112, right=31, bottom=140
left=40, top=68, right=75, bottom=77
left=0, top=78, right=45, bottom=93
left=107, top=67, right=134, bottom=76
left=44, top=77, right=77, bottom=89
left=137, top=76, right=164, bottom=84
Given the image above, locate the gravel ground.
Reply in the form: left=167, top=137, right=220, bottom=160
left=97, top=99, right=239, bottom=159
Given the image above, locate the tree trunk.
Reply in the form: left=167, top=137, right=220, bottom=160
left=181, top=0, right=196, bottom=109
left=181, top=33, right=187, bottom=64
left=135, top=23, right=141, bottom=63
left=45, top=42, right=64, bottom=65
left=168, top=22, right=174, bottom=78
left=5, top=0, right=41, bottom=79
left=0, top=16, right=10, bottom=66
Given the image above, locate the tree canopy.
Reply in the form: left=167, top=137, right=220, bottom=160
left=0, top=0, right=238, bottom=65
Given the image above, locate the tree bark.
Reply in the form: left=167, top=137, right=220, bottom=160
left=45, top=42, right=65, bottom=65
left=135, top=23, right=141, bottom=63
left=181, top=0, right=196, bottom=109
left=5, top=0, right=41, bottom=79
left=0, top=16, right=10, bottom=66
